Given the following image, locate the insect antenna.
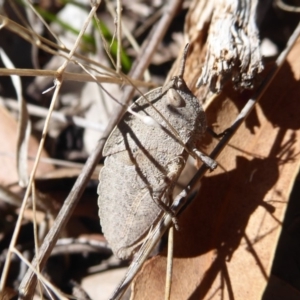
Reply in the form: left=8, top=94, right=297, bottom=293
left=178, top=43, right=190, bottom=78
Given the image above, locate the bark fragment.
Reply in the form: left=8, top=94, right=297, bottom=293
left=190, top=0, right=264, bottom=92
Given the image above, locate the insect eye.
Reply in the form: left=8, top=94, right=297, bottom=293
left=166, top=88, right=186, bottom=107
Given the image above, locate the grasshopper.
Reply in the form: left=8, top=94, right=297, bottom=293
left=98, top=44, right=216, bottom=259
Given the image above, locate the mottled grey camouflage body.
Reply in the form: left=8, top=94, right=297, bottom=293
left=97, top=44, right=211, bottom=259
left=97, top=76, right=207, bottom=259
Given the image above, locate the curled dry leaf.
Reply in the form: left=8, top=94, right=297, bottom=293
left=0, top=105, right=54, bottom=189
left=0, top=48, right=31, bottom=187
left=131, top=37, right=300, bottom=300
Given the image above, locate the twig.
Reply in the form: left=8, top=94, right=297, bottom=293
left=116, top=0, right=122, bottom=73
left=0, top=14, right=115, bottom=75
left=13, top=248, right=69, bottom=300
left=0, top=68, right=155, bottom=87
left=0, top=151, right=88, bottom=169
left=2, top=11, right=153, bottom=94
left=31, top=182, right=43, bottom=298
left=165, top=226, right=174, bottom=300
left=4, top=99, right=106, bottom=132
left=17, top=0, right=183, bottom=298
left=108, top=21, right=300, bottom=300
left=24, top=0, right=64, bottom=47
left=105, top=0, right=152, bottom=81
left=132, top=7, right=163, bottom=43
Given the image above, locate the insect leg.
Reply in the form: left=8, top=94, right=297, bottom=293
left=151, top=182, right=179, bottom=229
